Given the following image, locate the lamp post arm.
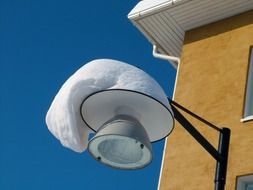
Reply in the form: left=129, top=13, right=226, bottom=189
left=169, top=99, right=221, bottom=132
left=170, top=103, right=224, bottom=162
left=168, top=99, right=231, bottom=190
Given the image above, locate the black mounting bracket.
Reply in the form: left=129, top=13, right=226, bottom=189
left=168, top=99, right=230, bottom=190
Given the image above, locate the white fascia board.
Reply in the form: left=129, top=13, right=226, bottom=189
left=128, top=0, right=188, bottom=20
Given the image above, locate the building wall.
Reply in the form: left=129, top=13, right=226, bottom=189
left=159, top=10, right=253, bottom=190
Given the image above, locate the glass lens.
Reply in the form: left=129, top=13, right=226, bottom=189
left=98, top=138, right=143, bottom=164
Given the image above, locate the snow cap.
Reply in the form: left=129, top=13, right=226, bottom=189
left=46, top=59, right=169, bottom=152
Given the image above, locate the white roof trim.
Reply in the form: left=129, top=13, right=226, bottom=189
left=128, top=0, right=189, bottom=20
left=128, top=0, right=253, bottom=65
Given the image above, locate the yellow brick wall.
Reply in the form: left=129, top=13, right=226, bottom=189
left=159, top=10, right=253, bottom=190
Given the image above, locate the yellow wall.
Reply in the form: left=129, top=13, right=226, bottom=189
left=159, top=10, right=253, bottom=190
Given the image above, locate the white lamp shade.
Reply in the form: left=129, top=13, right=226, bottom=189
left=46, top=59, right=174, bottom=153
left=81, top=89, right=174, bottom=142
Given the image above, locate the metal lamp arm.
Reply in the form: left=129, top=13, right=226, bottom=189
left=170, top=102, right=223, bottom=162
left=168, top=99, right=230, bottom=190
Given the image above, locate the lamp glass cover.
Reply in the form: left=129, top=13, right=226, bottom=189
left=88, top=116, right=152, bottom=169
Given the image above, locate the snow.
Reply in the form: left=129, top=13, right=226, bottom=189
left=46, top=59, right=169, bottom=152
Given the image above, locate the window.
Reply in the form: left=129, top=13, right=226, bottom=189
left=246, top=184, right=253, bottom=190
left=242, top=47, right=253, bottom=122
left=237, top=174, right=253, bottom=190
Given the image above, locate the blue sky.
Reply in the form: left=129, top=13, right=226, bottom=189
left=0, top=0, right=176, bottom=189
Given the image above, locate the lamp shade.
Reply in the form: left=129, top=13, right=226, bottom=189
left=81, top=89, right=174, bottom=142
left=46, top=59, right=174, bottom=153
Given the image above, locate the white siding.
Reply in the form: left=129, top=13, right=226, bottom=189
left=129, top=0, right=253, bottom=61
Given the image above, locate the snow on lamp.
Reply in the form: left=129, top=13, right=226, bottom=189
left=46, top=59, right=174, bottom=169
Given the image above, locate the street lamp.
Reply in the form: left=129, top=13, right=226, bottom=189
left=46, top=59, right=230, bottom=190
left=80, top=89, right=174, bottom=169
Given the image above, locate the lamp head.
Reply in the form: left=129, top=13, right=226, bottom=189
left=88, top=115, right=152, bottom=169
left=81, top=89, right=174, bottom=169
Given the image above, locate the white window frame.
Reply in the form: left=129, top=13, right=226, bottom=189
left=241, top=47, right=253, bottom=122
left=236, top=174, right=253, bottom=190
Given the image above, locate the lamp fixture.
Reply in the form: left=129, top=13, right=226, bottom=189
left=46, top=59, right=230, bottom=190
left=81, top=88, right=230, bottom=190
left=80, top=89, right=174, bottom=169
